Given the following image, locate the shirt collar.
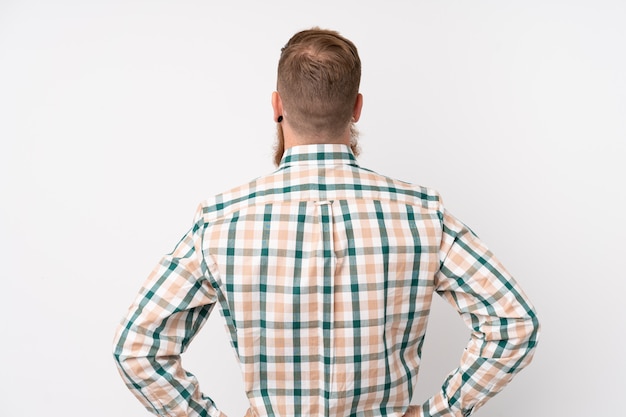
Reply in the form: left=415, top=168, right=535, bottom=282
left=277, top=144, right=359, bottom=170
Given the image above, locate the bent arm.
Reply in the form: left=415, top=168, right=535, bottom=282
left=113, top=213, right=225, bottom=417
left=417, top=208, right=540, bottom=417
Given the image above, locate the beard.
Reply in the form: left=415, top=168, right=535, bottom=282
left=273, top=123, right=361, bottom=167
left=273, top=123, right=286, bottom=167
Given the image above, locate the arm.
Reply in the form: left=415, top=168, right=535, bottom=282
left=416, top=204, right=540, bottom=417
left=112, top=208, right=225, bottom=417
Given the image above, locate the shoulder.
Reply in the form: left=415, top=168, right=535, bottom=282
left=356, top=166, right=443, bottom=211
left=195, top=170, right=283, bottom=223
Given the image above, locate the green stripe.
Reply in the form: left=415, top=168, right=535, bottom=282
left=319, top=202, right=333, bottom=415
left=203, top=182, right=438, bottom=217
left=373, top=200, right=393, bottom=411
left=258, top=203, right=276, bottom=416
left=292, top=201, right=307, bottom=415
left=340, top=200, right=365, bottom=413
left=397, top=204, right=422, bottom=400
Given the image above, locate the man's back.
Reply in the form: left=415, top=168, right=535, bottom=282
left=114, top=144, right=539, bottom=416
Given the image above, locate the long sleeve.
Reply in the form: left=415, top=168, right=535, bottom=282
left=112, top=208, right=224, bottom=417
left=416, top=204, right=540, bottom=417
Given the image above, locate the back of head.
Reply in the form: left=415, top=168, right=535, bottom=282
left=277, top=28, right=361, bottom=140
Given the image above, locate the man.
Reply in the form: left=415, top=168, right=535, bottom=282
left=113, top=28, right=539, bottom=417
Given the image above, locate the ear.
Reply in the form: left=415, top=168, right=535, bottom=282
left=272, top=91, right=284, bottom=122
left=352, top=93, right=363, bottom=123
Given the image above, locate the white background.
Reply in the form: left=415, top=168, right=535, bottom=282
left=1, top=1, right=624, bottom=416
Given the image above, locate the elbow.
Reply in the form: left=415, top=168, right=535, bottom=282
left=112, top=345, right=140, bottom=386
left=112, top=324, right=131, bottom=375
left=513, top=312, right=540, bottom=370
left=479, top=310, right=541, bottom=366
left=112, top=346, right=121, bottom=363
left=112, top=348, right=125, bottom=370
left=529, top=313, right=540, bottom=345
left=525, top=313, right=541, bottom=357
left=112, top=352, right=129, bottom=381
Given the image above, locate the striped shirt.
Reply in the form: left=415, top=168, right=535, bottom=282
left=113, top=144, right=539, bottom=417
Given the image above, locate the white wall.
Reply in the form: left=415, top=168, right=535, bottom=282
left=1, top=1, right=624, bottom=415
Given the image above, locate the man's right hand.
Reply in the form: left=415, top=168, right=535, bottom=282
left=403, top=405, right=420, bottom=417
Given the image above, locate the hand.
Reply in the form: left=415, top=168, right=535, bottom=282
left=402, top=405, right=420, bottom=417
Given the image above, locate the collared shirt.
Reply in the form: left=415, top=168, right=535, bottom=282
left=113, top=144, right=539, bottom=417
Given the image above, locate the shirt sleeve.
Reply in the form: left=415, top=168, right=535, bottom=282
left=416, top=201, right=540, bottom=417
left=112, top=206, right=225, bottom=417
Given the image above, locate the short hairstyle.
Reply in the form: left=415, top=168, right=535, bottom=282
left=277, top=28, right=361, bottom=139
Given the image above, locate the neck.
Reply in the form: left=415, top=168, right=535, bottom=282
left=274, top=122, right=359, bottom=167
left=282, top=122, right=351, bottom=150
